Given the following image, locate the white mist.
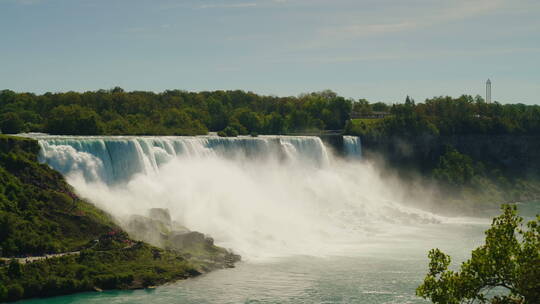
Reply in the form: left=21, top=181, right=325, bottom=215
left=30, top=135, right=471, bottom=260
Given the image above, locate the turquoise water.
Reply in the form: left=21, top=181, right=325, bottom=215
left=18, top=220, right=491, bottom=304
left=19, top=257, right=431, bottom=304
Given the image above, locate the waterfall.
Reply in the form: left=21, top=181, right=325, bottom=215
left=33, top=135, right=359, bottom=185
left=24, top=133, right=440, bottom=259
left=343, top=136, right=362, bottom=159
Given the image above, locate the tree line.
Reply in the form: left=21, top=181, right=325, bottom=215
left=347, top=95, right=540, bottom=137
left=2, top=88, right=538, bottom=137
left=0, top=88, right=351, bottom=136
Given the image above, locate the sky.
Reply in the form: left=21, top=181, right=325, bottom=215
left=1, top=0, right=539, bottom=104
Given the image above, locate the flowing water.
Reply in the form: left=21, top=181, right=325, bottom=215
left=16, top=134, right=535, bottom=304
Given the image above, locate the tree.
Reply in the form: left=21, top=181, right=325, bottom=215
left=7, top=284, right=24, bottom=301
left=417, top=204, right=540, bottom=304
left=372, top=102, right=390, bottom=112
left=233, top=108, right=262, bottom=132
left=45, top=105, right=104, bottom=135
left=218, top=126, right=239, bottom=137
left=264, top=112, right=286, bottom=134
left=0, top=283, right=7, bottom=301
left=433, top=146, right=475, bottom=187
left=0, top=113, right=24, bottom=134
left=7, top=260, right=22, bottom=278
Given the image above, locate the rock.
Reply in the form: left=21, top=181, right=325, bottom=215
left=147, top=208, right=172, bottom=228
left=204, top=236, right=214, bottom=247
left=125, top=215, right=170, bottom=247
left=168, top=231, right=205, bottom=250
left=171, top=220, right=190, bottom=233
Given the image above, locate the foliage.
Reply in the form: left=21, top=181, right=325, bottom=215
left=0, top=243, right=198, bottom=302
left=218, top=126, right=239, bottom=137
left=0, top=113, right=24, bottom=134
left=0, top=88, right=352, bottom=136
left=347, top=95, right=540, bottom=138
left=433, top=146, right=475, bottom=187
left=0, top=136, right=117, bottom=257
left=417, top=205, right=540, bottom=304
left=45, top=105, right=104, bottom=135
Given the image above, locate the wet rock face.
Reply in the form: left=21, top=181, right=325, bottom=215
left=125, top=215, right=169, bottom=247
left=124, top=209, right=213, bottom=251
left=169, top=231, right=206, bottom=250
left=148, top=208, right=172, bottom=228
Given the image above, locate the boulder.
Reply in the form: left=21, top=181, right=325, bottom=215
left=147, top=208, right=172, bottom=228
left=171, top=220, right=190, bottom=233
left=125, top=215, right=169, bottom=247
left=169, top=231, right=205, bottom=250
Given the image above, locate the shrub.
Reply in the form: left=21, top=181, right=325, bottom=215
left=7, top=284, right=24, bottom=301
left=0, top=283, right=7, bottom=301
left=417, top=204, right=540, bottom=304
left=0, top=113, right=24, bottom=134
left=217, top=127, right=238, bottom=137
left=7, top=260, right=22, bottom=278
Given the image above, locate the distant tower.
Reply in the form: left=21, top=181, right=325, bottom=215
left=486, top=79, right=492, bottom=103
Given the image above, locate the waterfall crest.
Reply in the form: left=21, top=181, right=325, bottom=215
left=34, top=135, right=360, bottom=184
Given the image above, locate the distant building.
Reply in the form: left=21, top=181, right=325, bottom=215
left=486, top=79, right=492, bottom=103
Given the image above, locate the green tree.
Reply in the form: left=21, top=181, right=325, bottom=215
left=0, top=283, right=7, bottom=301
left=0, top=113, right=24, bottom=134
left=46, top=105, right=104, bottom=135
left=218, top=126, right=239, bottom=137
left=417, top=205, right=540, bottom=304
left=7, top=284, right=24, bottom=301
left=7, top=260, right=22, bottom=278
left=372, top=102, right=390, bottom=112
left=286, top=110, right=310, bottom=131
left=433, top=146, right=475, bottom=186
left=264, top=112, right=286, bottom=134
left=233, top=108, right=262, bottom=133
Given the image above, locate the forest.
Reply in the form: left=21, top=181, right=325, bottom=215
left=0, top=88, right=351, bottom=136
left=1, top=88, right=539, bottom=138
left=347, top=95, right=540, bottom=137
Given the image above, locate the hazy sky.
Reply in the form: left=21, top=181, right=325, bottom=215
left=1, top=0, right=539, bottom=103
